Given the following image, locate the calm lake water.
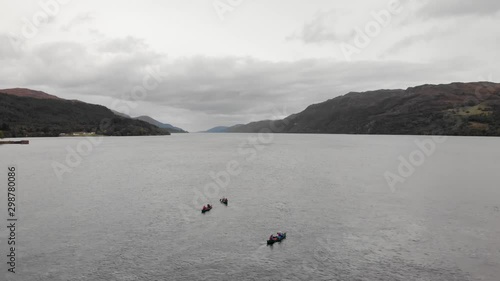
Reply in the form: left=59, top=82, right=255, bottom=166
left=1, top=134, right=499, bottom=281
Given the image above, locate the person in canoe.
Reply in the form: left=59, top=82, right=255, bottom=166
left=267, top=232, right=286, bottom=245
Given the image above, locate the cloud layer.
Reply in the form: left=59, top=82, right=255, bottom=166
left=1, top=0, right=499, bottom=131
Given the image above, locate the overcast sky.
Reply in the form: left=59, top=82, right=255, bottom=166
left=1, top=0, right=499, bottom=131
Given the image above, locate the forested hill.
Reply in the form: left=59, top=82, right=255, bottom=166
left=0, top=91, right=170, bottom=138
left=134, top=115, right=188, bottom=133
left=227, top=82, right=500, bottom=136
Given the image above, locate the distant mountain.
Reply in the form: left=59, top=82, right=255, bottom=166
left=0, top=89, right=170, bottom=138
left=111, top=110, right=131, bottom=118
left=134, top=115, right=187, bottom=133
left=202, top=124, right=246, bottom=133
left=0, top=88, right=61, bottom=100
left=204, top=126, right=230, bottom=133
left=227, top=82, right=500, bottom=136
left=109, top=112, right=187, bottom=133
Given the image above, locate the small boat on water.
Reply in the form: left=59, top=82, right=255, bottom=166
left=220, top=198, right=228, bottom=205
left=267, top=232, right=286, bottom=245
left=202, top=205, right=212, bottom=213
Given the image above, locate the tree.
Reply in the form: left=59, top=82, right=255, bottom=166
left=0, top=130, right=4, bottom=139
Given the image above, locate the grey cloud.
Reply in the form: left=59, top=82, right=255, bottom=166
left=287, top=11, right=352, bottom=44
left=9, top=38, right=165, bottom=96
left=0, top=33, right=25, bottom=59
left=122, top=56, right=479, bottom=120
left=1, top=37, right=495, bottom=131
left=98, top=36, right=149, bottom=53
left=417, top=0, right=500, bottom=19
left=61, top=12, right=96, bottom=32
left=382, top=28, right=449, bottom=56
left=292, top=0, right=500, bottom=46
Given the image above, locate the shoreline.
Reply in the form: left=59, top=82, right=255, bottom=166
left=0, top=140, right=29, bottom=145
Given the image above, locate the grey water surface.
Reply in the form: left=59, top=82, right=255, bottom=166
left=1, top=134, right=499, bottom=281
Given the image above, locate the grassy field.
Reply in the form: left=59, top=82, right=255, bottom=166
left=449, top=102, right=493, bottom=116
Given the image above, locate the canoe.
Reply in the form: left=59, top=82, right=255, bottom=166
left=267, top=233, right=286, bottom=245
left=201, top=206, right=212, bottom=213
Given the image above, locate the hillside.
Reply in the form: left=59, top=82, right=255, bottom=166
left=204, top=126, right=230, bottom=133
left=111, top=110, right=132, bottom=118
left=0, top=88, right=61, bottom=100
left=227, top=82, right=500, bottom=136
left=0, top=91, right=171, bottom=138
left=135, top=115, right=187, bottom=133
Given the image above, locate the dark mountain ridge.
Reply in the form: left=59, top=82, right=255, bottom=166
left=0, top=90, right=171, bottom=138
left=204, top=126, right=230, bottom=133
left=0, top=88, right=61, bottom=100
left=227, top=82, right=500, bottom=136
left=134, top=115, right=187, bottom=133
